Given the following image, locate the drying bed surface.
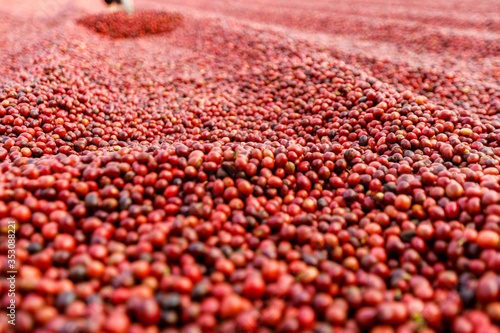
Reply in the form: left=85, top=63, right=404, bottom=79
left=0, top=0, right=499, bottom=332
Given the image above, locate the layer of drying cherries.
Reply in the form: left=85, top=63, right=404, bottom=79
left=0, top=5, right=500, bottom=333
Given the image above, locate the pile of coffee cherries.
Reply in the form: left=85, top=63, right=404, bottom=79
left=0, top=3, right=499, bottom=333
left=77, top=11, right=183, bottom=39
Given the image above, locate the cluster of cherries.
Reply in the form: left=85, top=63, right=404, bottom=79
left=0, top=6, right=499, bottom=333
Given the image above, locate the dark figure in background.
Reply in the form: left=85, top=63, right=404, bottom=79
left=104, top=0, right=134, bottom=14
